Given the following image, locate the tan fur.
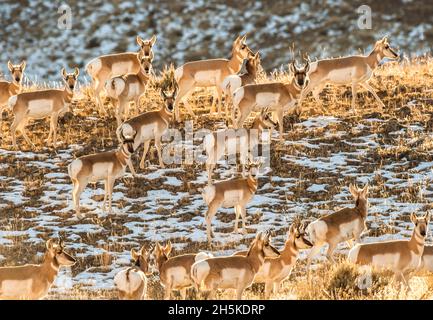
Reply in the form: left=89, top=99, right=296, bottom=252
left=232, top=61, right=310, bottom=140
left=191, top=232, right=280, bottom=300
left=0, top=61, right=26, bottom=123
left=299, top=37, right=399, bottom=112
left=349, top=213, right=430, bottom=285
left=174, top=35, right=252, bottom=120
left=9, top=67, right=78, bottom=148
left=306, top=184, right=369, bottom=266
left=86, top=35, right=156, bottom=112
left=0, top=239, right=75, bottom=300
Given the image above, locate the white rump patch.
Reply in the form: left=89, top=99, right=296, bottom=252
left=86, top=58, right=102, bottom=76
left=222, top=75, right=242, bottom=95
left=68, top=159, right=83, bottom=179
left=195, top=252, right=213, bottom=262
left=202, top=185, right=216, bottom=205
left=105, top=77, right=125, bottom=98
left=114, top=269, right=145, bottom=293
left=174, top=66, right=184, bottom=82
left=8, top=95, right=17, bottom=108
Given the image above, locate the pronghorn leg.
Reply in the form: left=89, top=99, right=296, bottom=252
left=235, top=286, right=245, bottom=300
left=306, top=243, right=323, bottom=271
left=351, top=82, right=358, bottom=113
left=180, top=288, right=187, bottom=300
left=276, top=109, right=284, bottom=142
left=346, top=239, right=354, bottom=249
left=326, top=241, right=337, bottom=262
left=155, top=136, right=165, bottom=168
left=240, top=205, right=247, bottom=234
left=360, top=82, right=385, bottom=109
left=10, top=115, right=23, bottom=148
left=312, top=83, right=325, bottom=110
left=163, top=285, right=172, bottom=300
left=94, top=78, right=106, bottom=115
left=102, top=179, right=108, bottom=212
left=233, top=205, right=241, bottom=233
left=205, top=202, right=219, bottom=243
left=264, top=281, right=273, bottom=300
left=127, top=159, right=137, bottom=177
left=234, top=101, right=252, bottom=129
left=139, top=140, right=151, bottom=169
left=20, top=121, right=34, bottom=148
left=107, top=176, right=116, bottom=214
left=215, top=86, right=223, bottom=116
left=72, top=178, right=88, bottom=216
left=206, top=161, right=215, bottom=184
left=115, top=99, right=125, bottom=127
left=51, top=113, right=59, bottom=147
left=174, top=80, right=195, bottom=121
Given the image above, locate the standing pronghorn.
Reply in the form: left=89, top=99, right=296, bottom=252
left=305, top=184, right=369, bottom=267
left=204, top=108, right=276, bottom=183
left=68, top=126, right=136, bottom=217
left=191, top=231, right=280, bottom=300
left=8, top=67, right=79, bottom=148
left=116, top=86, right=177, bottom=174
left=0, top=238, right=75, bottom=300
left=149, top=241, right=213, bottom=300
left=105, top=54, right=152, bottom=126
left=114, top=246, right=151, bottom=300
left=0, top=61, right=26, bottom=124
left=202, top=161, right=261, bottom=243
left=86, top=35, right=156, bottom=112
left=233, top=224, right=312, bottom=299
left=221, top=51, right=261, bottom=117
left=232, top=60, right=310, bottom=140
left=349, top=212, right=430, bottom=285
left=174, top=35, right=253, bottom=121
left=299, top=37, right=399, bottom=113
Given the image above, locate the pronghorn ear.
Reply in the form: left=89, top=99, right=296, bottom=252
left=61, top=68, right=67, bottom=78
left=74, top=67, right=79, bottom=77
left=139, top=246, right=147, bottom=256
left=254, top=51, right=260, bottom=59
left=164, top=241, right=172, bottom=256
left=150, top=35, right=157, bottom=46
left=349, top=184, right=359, bottom=198
left=46, top=239, right=54, bottom=250
left=234, top=35, right=241, bottom=44
left=131, top=248, right=139, bottom=261
left=410, top=212, right=418, bottom=224
left=20, top=61, right=26, bottom=71
left=241, top=34, right=247, bottom=42
left=361, top=184, right=369, bottom=197
left=289, top=62, right=296, bottom=74
left=7, top=60, right=13, bottom=72
left=288, top=224, right=295, bottom=235
left=425, top=211, right=431, bottom=223
left=136, top=35, right=144, bottom=46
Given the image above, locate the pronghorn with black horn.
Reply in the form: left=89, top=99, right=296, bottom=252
left=86, top=35, right=156, bottom=112
left=0, top=60, right=26, bottom=124
left=0, top=238, right=75, bottom=300
left=305, top=184, right=369, bottom=267
left=202, top=161, right=262, bottom=243
left=114, top=246, right=151, bottom=300
left=204, top=108, right=276, bottom=183
left=105, top=54, right=153, bottom=126
left=232, top=59, right=310, bottom=140
left=298, top=37, right=399, bottom=113
left=68, top=125, right=136, bottom=217
left=149, top=241, right=213, bottom=300
left=234, top=223, right=312, bottom=299
left=221, top=51, right=261, bottom=118
left=191, top=231, right=280, bottom=300
left=349, top=212, right=430, bottom=285
left=174, top=35, right=253, bottom=121
left=116, top=84, right=177, bottom=174
left=8, top=67, right=79, bottom=148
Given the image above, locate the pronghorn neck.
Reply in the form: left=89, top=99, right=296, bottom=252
left=409, top=229, right=425, bottom=255
left=63, top=85, right=75, bottom=103
left=250, top=118, right=264, bottom=131
left=115, top=144, right=132, bottom=167
left=156, top=253, right=169, bottom=272
left=288, top=77, right=302, bottom=93
left=159, top=106, right=173, bottom=121
left=228, top=50, right=244, bottom=74
left=366, top=47, right=384, bottom=69
left=246, top=245, right=265, bottom=273
left=355, top=197, right=368, bottom=219
left=245, top=61, right=258, bottom=79
left=41, top=252, right=60, bottom=284
left=137, top=68, right=150, bottom=84
left=9, top=80, right=21, bottom=95
left=246, top=174, right=258, bottom=194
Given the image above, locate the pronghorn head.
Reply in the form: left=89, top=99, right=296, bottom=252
left=248, top=231, right=280, bottom=259
left=131, top=246, right=152, bottom=276
left=119, top=125, right=137, bottom=153
left=375, top=37, right=399, bottom=60
left=289, top=60, right=310, bottom=90
left=136, top=35, right=156, bottom=60
left=46, top=238, right=76, bottom=267
left=161, top=85, right=177, bottom=113
left=411, top=212, right=431, bottom=238
left=246, top=51, right=261, bottom=75
left=255, top=107, right=278, bottom=130
left=288, top=223, right=313, bottom=249
left=246, top=159, right=263, bottom=178
left=149, top=241, right=172, bottom=273
left=7, top=60, right=26, bottom=85
left=349, top=183, right=369, bottom=207
left=233, top=34, right=253, bottom=60
left=138, top=54, right=153, bottom=76
left=61, top=67, right=79, bottom=92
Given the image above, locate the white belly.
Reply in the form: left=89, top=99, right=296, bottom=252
left=255, top=92, right=280, bottom=108
left=111, top=61, right=134, bottom=77
left=371, top=253, right=400, bottom=269
left=0, top=279, right=33, bottom=299
left=127, top=83, right=140, bottom=98
left=327, top=67, right=356, bottom=84
left=138, top=123, right=157, bottom=142
left=194, top=70, right=221, bottom=86
left=222, top=189, right=243, bottom=207
left=27, top=99, right=54, bottom=118
left=90, top=162, right=113, bottom=181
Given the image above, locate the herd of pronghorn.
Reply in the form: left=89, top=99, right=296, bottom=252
left=0, top=34, right=432, bottom=300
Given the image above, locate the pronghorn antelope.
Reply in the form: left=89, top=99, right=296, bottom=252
left=0, top=61, right=26, bottom=124
left=0, top=238, right=75, bottom=300
left=306, top=184, right=369, bottom=266
left=174, top=35, right=253, bottom=121
left=221, top=51, right=261, bottom=117
left=86, top=35, right=156, bottom=111
left=299, top=37, right=399, bottom=113
left=234, top=224, right=312, bottom=299
left=114, top=246, right=151, bottom=300
left=105, top=54, right=152, bottom=126
left=420, top=245, right=433, bottom=272
left=348, top=212, right=430, bottom=284
left=68, top=126, right=136, bottom=217
left=232, top=60, right=310, bottom=140
left=8, top=67, right=79, bottom=148
left=204, top=108, right=276, bottom=183
left=202, top=161, right=262, bottom=243
left=191, top=231, right=280, bottom=300
left=150, top=241, right=213, bottom=300
left=116, top=86, right=176, bottom=174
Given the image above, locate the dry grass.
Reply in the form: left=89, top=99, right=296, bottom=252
left=1, top=57, right=433, bottom=299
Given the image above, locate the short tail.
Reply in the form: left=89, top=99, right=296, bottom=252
left=7, top=95, right=18, bottom=110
